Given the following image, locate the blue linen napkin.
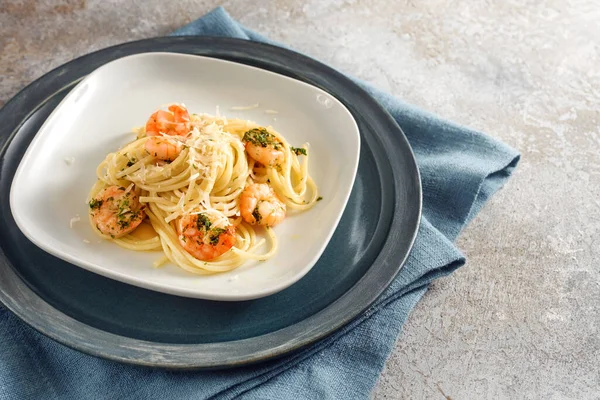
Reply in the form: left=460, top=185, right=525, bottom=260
left=0, top=7, right=519, bottom=400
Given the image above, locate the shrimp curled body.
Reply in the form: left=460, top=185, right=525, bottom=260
left=145, top=136, right=183, bottom=161
left=240, top=183, right=286, bottom=227
left=145, top=104, right=191, bottom=136
left=89, top=186, right=145, bottom=238
left=242, top=128, right=284, bottom=167
left=177, top=214, right=236, bottom=261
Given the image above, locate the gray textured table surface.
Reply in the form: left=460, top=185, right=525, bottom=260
left=2, top=1, right=599, bottom=399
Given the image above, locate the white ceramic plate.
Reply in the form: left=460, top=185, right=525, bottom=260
left=9, top=52, right=360, bottom=301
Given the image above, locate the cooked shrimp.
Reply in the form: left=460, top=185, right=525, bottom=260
left=242, top=128, right=284, bottom=167
left=240, top=183, right=286, bottom=227
left=89, top=186, right=145, bottom=238
left=177, top=213, right=236, bottom=261
left=145, top=104, right=191, bottom=136
left=145, top=136, right=182, bottom=161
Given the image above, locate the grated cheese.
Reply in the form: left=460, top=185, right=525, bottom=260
left=164, top=210, right=182, bottom=224
left=230, top=103, right=259, bottom=111
left=69, top=215, right=81, bottom=228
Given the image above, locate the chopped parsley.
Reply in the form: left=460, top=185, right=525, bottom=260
left=89, top=199, right=103, bottom=210
left=126, top=158, right=137, bottom=167
left=195, top=213, right=212, bottom=230
left=317, top=196, right=323, bottom=201
left=209, top=228, right=226, bottom=245
left=252, top=207, right=262, bottom=223
left=117, top=199, right=130, bottom=217
left=291, top=147, right=307, bottom=156
left=242, top=128, right=282, bottom=150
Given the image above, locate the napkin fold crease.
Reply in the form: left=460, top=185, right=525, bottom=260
left=0, top=7, right=519, bottom=400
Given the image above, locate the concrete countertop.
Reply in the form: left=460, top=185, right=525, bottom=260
left=2, top=1, right=598, bottom=398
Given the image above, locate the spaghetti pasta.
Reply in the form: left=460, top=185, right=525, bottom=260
left=87, top=104, right=318, bottom=275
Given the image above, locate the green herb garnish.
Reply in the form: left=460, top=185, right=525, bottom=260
left=89, top=199, right=103, bottom=209
left=291, top=147, right=307, bottom=156
left=196, top=213, right=212, bottom=230
left=209, top=228, right=226, bottom=245
left=242, top=128, right=281, bottom=150
left=317, top=196, right=323, bottom=201
left=252, top=208, right=262, bottom=223
left=117, top=199, right=130, bottom=217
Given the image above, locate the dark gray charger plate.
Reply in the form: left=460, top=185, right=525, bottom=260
left=0, top=37, right=421, bottom=369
